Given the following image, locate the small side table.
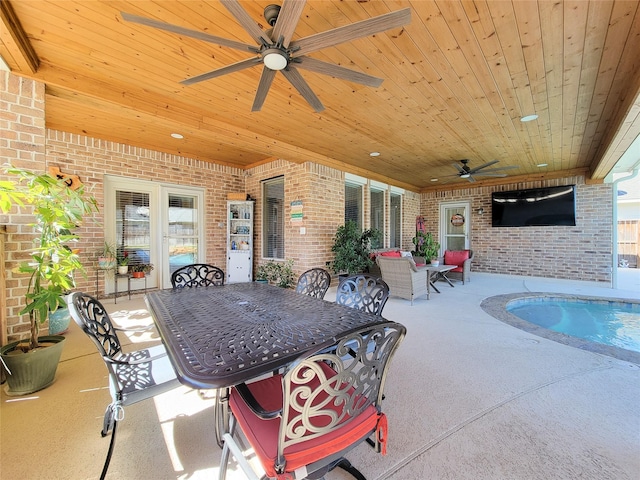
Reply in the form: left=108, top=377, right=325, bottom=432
left=114, top=273, right=147, bottom=304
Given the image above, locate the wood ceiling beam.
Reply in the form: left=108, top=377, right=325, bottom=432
left=0, top=0, right=38, bottom=73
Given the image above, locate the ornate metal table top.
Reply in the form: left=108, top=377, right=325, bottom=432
left=145, top=283, right=388, bottom=389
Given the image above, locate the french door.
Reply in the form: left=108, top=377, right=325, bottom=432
left=104, top=176, right=205, bottom=293
left=439, top=201, right=470, bottom=252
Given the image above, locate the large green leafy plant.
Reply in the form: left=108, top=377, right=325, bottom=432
left=412, top=231, right=440, bottom=261
left=331, top=221, right=381, bottom=275
left=0, top=165, right=98, bottom=350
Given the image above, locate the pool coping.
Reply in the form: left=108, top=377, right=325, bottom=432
left=480, top=292, right=640, bottom=365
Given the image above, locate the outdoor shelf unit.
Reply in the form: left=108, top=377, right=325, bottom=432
left=95, top=269, right=147, bottom=303
left=226, top=200, right=254, bottom=283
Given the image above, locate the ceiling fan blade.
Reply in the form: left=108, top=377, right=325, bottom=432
left=452, top=162, right=466, bottom=174
left=467, top=159, right=499, bottom=174
left=180, top=57, right=261, bottom=85
left=281, top=66, right=325, bottom=112
left=473, top=166, right=519, bottom=174
left=290, top=8, right=411, bottom=57
left=466, top=176, right=477, bottom=182
left=472, top=173, right=508, bottom=177
left=271, top=0, right=306, bottom=47
left=220, top=0, right=272, bottom=46
left=295, top=56, right=383, bottom=87
left=252, top=67, right=277, bottom=112
left=120, top=12, right=255, bottom=52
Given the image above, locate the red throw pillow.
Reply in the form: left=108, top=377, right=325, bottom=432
left=444, top=250, right=469, bottom=269
left=379, top=250, right=401, bottom=257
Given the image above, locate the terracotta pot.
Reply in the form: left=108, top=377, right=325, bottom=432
left=132, top=271, right=145, bottom=278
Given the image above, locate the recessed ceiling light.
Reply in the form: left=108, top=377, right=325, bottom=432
left=171, top=133, right=184, bottom=139
left=537, top=163, right=548, bottom=167
left=369, top=152, right=380, bottom=157
left=430, top=178, right=438, bottom=182
left=520, top=114, right=539, bottom=122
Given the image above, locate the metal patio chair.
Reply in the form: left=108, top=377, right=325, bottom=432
left=218, top=321, right=406, bottom=480
left=295, top=267, right=332, bottom=299
left=170, top=263, right=224, bottom=288
left=68, top=292, right=180, bottom=480
left=336, top=274, right=390, bottom=316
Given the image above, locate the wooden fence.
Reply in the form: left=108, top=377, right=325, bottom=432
left=618, top=220, right=639, bottom=268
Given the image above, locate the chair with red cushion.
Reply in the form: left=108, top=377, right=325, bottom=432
left=218, top=321, right=406, bottom=480
left=443, top=249, right=474, bottom=284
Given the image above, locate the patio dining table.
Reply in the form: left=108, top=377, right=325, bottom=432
left=146, top=282, right=391, bottom=446
left=145, top=282, right=390, bottom=390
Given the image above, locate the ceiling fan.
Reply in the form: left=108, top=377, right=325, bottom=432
left=121, top=0, right=411, bottom=112
left=451, top=159, right=518, bottom=182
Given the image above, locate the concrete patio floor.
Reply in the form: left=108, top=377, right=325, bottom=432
left=1, top=270, right=638, bottom=479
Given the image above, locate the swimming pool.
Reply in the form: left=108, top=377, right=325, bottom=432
left=481, top=293, right=640, bottom=364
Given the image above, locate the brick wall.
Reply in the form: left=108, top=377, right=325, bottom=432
left=422, top=177, right=613, bottom=282
left=0, top=72, right=46, bottom=342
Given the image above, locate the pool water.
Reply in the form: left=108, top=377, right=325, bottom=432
left=507, top=298, right=640, bottom=353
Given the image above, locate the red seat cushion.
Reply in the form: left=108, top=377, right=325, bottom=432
left=444, top=250, right=469, bottom=273
left=230, top=362, right=381, bottom=478
left=379, top=250, right=401, bottom=257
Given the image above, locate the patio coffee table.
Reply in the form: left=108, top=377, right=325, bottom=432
left=425, top=264, right=456, bottom=299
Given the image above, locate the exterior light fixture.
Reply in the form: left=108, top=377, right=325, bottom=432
left=520, top=114, right=539, bottom=122
left=263, top=49, right=288, bottom=71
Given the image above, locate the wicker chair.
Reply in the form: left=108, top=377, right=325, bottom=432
left=170, top=263, right=224, bottom=288
left=295, top=268, right=332, bottom=299
left=441, top=250, right=474, bottom=284
left=376, top=255, right=428, bottom=305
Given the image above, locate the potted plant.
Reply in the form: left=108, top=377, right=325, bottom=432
left=412, top=231, right=440, bottom=264
left=256, top=259, right=295, bottom=288
left=130, top=263, right=153, bottom=278
left=98, top=240, right=117, bottom=270
left=117, top=252, right=129, bottom=274
left=331, top=221, right=381, bottom=276
left=0, top=164, right=98, bottom=395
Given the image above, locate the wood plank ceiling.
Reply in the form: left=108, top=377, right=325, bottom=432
left=2, top=0, right=640, bottom=192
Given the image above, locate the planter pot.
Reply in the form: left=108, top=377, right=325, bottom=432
left=255, top=279, right=268, bottom=284
left=0, top=335, right=66, bottom=396
left=117, top=265, right=129, bottom=275
left=131, top=271, right=145, bottom=278
left=48, top=307, right=71, bottom=335
left=430, top=260, right=440, bottom=267
left=98, top=256, right=116, bottom=270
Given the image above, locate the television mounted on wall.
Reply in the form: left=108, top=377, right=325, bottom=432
left=492, top=185, right=576, bottom=227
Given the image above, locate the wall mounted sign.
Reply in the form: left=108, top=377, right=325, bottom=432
left=450, top=213, right=465, bottom=227
left=48, top=166, right=82, bottom=190
left=290, top=200, right=303, bottom=222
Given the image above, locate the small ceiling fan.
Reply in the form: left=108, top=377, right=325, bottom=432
left=451, top=159, right=518, bottom=182
left=121, top=0, right=411, bottom=112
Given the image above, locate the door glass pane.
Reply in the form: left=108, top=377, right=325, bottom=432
left=116, top=191, right=150, bottom=267
left=263, top=177, right=284, bottom=259
left=168, top=194, right=198, bottom=274
left=444, top=206, right=467, bottom=251
left=345, top=183, right=363, bottom=229
left=390, top=193, right=401, bottom=248
left=370, top=189, right=384, bottom=248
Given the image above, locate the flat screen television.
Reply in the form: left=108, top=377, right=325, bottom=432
left=492, top=185, right=576, bottom=227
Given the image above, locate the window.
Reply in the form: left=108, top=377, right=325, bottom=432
left=263, top=176, right=285, bottom=259
left=345, top=183, right=363, bottom=229
left=370, top=187, right=385, bottom=249
left=390, top=192, right=402, bottom=248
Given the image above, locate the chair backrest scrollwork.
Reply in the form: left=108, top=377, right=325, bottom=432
left=171, top=264, right=224, bottom=289
left=295, top=268, right=332, bottom=299
left=336, top=274, right=390, bottom=316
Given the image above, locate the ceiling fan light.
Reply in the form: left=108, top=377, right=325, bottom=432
left=263, top=51, right=287, bottom=71
left=460, top=173, right=470, bottom=178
